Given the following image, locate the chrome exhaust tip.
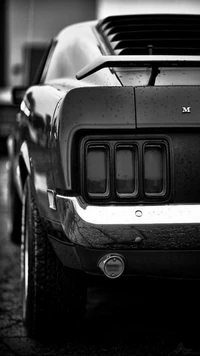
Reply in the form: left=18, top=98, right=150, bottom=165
left=98, top=254, right=125, bottom=279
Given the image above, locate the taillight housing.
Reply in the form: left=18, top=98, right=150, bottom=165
left=81, top=136, right=171, bottom=204
left=115, top=145, right=138, bottom=197
left=144, top=144, right=167, bottom=197
left=86, top=145, right=110, bottom=197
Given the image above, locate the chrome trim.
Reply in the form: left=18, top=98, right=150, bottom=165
left=47, top=189, right=57, bottom=210
left=56, top=195, right=200, bottom=225
left=98, top=254, right=125, bottom=279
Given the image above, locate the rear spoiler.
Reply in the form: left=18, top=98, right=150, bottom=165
left=76, top=55, right=200, bottom=80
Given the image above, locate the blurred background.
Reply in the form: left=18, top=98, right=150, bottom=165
left=0, top=0, right=200, bottom=146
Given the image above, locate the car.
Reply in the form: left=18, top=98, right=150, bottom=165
left=8, top=12, right=200, bottom=337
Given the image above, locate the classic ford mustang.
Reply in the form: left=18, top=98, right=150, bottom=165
left=8, top=13, right=200, bottom=336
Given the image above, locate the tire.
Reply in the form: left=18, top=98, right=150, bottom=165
left=8, top=165, right=22, bottom=245
left=21, top=177, right=87, bottom=337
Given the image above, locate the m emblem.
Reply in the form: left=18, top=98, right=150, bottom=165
left=182, top=106, right=191, bottom=113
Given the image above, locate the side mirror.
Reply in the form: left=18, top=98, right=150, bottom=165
left=12, top=86, right=27, bottom=106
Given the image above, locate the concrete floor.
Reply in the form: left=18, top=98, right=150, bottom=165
left=0, top=153, right=200, bottom=355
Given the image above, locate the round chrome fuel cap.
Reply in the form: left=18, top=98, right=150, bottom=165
left=98, top=254, right=125, bottom=279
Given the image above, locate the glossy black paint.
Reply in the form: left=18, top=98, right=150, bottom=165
left=48, top=234, right=200, bottom=279
left=136, top=86, right=200, bottom=127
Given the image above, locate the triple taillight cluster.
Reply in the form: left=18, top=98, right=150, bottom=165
left=81, top=136, right=171, bottom=203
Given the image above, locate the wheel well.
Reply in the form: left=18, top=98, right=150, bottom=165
left=19, top=155, right=29, bottom=189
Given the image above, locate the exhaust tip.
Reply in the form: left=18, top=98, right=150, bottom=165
left=98, top=254, right=125, bottom=279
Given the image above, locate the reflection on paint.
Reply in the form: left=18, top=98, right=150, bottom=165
left=20, top=101, right=30, bottom=117
left=34, top=172, right=47, bottom=192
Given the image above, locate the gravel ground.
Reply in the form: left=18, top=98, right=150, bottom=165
left=1, top=155, right=200, bottom=356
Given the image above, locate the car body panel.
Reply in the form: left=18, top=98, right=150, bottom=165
left=49, top=237, right=200, bottom=278
left=56, top=86, right=136, bottom=190
left=136, top=86, right=200, bottom=127
left=17, top=85, right=64, bottom=220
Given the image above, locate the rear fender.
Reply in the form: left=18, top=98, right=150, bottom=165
left=53, top=86, right=136, bottom=191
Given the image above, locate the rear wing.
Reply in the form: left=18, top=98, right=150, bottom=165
left=76, top=55, right=200, bottom=80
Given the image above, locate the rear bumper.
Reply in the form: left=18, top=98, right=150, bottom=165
left=48, top=234, right=200, bottom=279
left=45, top=195, right=200, bottom=279
left=54, top=195, right=200, bottom=250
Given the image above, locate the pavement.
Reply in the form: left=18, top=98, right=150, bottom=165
left=0, top=153, right=200, bottom=356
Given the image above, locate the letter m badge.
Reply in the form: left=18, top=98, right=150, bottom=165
left=182, top=106, right=191, bottom=113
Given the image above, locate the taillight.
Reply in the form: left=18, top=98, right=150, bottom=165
left=82, top=137, right=170, bottom=203
left=115, top=145, right=138, bottom=196
left=144, top=144, right=167, bottom=196
left=86, top=145, right=109, bottom=196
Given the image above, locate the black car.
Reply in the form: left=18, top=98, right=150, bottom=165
left=8, top=13, right=200, bottom=337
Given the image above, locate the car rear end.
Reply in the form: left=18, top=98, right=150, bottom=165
left=48, top=14, right=200, bottom=280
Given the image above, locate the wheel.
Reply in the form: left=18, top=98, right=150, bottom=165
left=21, top=177, right=87, bottom=337
left=8, top=163, right=22, bottom=245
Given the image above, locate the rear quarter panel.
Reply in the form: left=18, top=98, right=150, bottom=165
left=19, top=85, right=64, bottom=221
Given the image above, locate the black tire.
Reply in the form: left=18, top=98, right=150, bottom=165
left=21, top=177, right=87, bottom=337
left=8, top=165, right=22, bottom=245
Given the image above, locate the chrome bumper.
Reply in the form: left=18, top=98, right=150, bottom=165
left=56, top=196, right=200, bottom=225
left=49, top=193, right=200, bottom=250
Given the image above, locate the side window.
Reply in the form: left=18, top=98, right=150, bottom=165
left=33, top=40, right=57, bottom=85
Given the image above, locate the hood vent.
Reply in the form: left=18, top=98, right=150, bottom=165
left=97, top=14, right=200, bottom=56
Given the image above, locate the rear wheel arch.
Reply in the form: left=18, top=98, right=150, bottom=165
left=19, top=141, right=31, bottom=187
left=19, top=154, right=29, bottom=190
left=22, top=176, right=87, bottom=337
